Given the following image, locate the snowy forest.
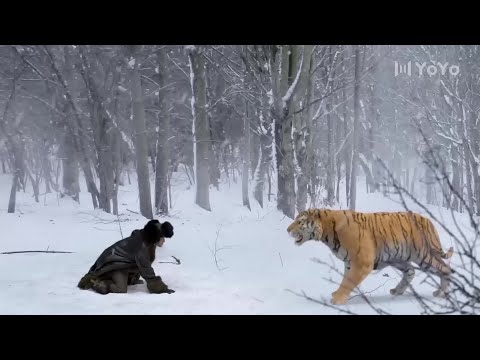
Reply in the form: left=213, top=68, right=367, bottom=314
left=1, top=45, right=479, bottom=315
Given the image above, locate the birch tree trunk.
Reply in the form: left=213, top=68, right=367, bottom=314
left=459, top=145, right=464, bottom=213
left=2, top=55, right=26, bottom=213
left=291, top=45, right=314, bottom=213
left=343, top=81, right=351, bottom=207
left=41, top=140, right=51, bottom=194
left=188, top=45, right=211, bottom=211
left=112, top=130, right=121, bottom=216
left=110, top=60, right=123, bottom=216
left=349, top=45, right=361, bottom=210
left=451, top=145, right=460, bottom=211
left=77, top=46, right=115, bottom=214
left=305, top=50, right=317, bottom=207
left=464, top=140, right=474, bottom=211
left=326, top=100, right=335, bottom=205
left=335, top=88, right=343, bottom=202
left=324, top=47, right=336, bottom=206
left=8, top=175, right=17, bottom=213
left=44, top=45, right=100, bottom=209
left=252, top=44, right=273, bottom=208
left=129, top=45, right=153, bottom=219
left=469, top=111, right=480, bottom=215
left=275, top=45, right=296, bottom=219
left=426, top=163, right=434, bottom=205
left=61, top=45, right=80, bottom=201
left=242, top=100, right=251, bottom=210
left=253, top=94, right=273, bottom=208
left=154, top=47, right=170, bottom=215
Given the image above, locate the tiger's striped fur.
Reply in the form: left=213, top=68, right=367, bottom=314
left=286, top=208, right=454, bottom=305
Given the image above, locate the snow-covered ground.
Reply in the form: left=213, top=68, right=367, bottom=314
left=0, top=168, right=468, bottom=314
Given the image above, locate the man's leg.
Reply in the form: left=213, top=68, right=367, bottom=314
left=109, top=271, right=129, bottom=293
left=90, top=278, right=113, bottom=295
left=128, top=271, right=144, bottom=285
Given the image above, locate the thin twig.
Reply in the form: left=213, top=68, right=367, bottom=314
left=347, top=279, right=393, bottom=301
left=117, top=212, right=123, bottom=238
left=158, top=256, right=181, bottom=265
left=93, top=227, right=117, bottom=232
left=285, top=289, right=357, bottom=315
left=252, top=297, right=265, bottom=303
left=1, top=250, right=73, bottom=254
left=309, top=257, right=391, bottom=314
left=208, top=226, right=233, bottom=271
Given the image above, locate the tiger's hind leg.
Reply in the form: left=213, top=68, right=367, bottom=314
left=390, top=262, right=415, bottom=296
left=432, top=257, right=452, bottom=298
left=417, top=254, right=452, bottom=298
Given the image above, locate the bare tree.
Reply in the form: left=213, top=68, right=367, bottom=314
left=271, top=45, right=309, bottom=219
left=60, top=45, right=80, bottom=201
left=349, top=45, right=361, bottom=210
left=242, top=97, right=251, bottom=210
left=187, top=45, right=211, bottom=211
left=128, top=45, right=153, bottom=219
left=291, top=45, right=314, bottom=213
left=1, top=50, right=27, bottom=213
left=154, top=47, right=170, bottom=215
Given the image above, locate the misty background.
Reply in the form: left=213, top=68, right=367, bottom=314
left=1, top=45, right=476, bottom=220
left=1, top=44, right=480, bottom=314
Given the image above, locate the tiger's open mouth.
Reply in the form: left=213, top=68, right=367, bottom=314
left=295, top=235, right=303, bottom=244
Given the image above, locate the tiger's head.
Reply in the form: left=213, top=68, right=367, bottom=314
left=287, top=210, right=323, bottom=246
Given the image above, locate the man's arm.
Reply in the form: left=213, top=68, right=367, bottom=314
left=135, top=249, right=175, bottom=294
left=134, top=250, right=157, bottom=281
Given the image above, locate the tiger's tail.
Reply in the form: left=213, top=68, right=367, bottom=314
left=438, top=246, right=454, bottom=260
left=425, top=218, right=454, bottom=260
left=443, top=246, right=454, bottom=259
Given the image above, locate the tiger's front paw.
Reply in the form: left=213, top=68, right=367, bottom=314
left=331, top=291, right=349, bottom=305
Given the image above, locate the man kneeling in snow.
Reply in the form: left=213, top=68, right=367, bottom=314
left=78, top=219, right=175, bottom=295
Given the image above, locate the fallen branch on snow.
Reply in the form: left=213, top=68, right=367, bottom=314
left=208, top=226, right=230, bottom=271
left=1, top=250, right=74, bottom=254
left=158, top=256, right=181, bottom=265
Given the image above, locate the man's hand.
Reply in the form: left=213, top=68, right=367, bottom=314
left=147, top=276, right=174, bottom=294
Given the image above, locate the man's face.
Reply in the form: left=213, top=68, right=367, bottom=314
left=157, top=237, right=166, bottom=247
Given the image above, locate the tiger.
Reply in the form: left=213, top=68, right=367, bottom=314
left=286, top=208, right=454, bottom=305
